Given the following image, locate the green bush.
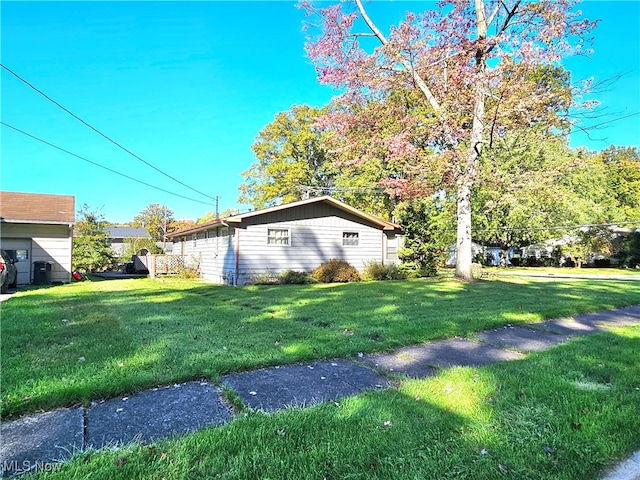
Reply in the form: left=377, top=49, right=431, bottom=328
left=278, top=269, right=315, bottom=284
left=311, top=259, right=361, bottom=283
left=363, top=261, right=406, bottom=281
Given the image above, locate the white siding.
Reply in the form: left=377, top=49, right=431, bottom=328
left=172, top=226, right=236, bottom=284
left=235, top=203, right=389, bottom=284
left=170, top=202, right=403, bottom=286
left=1, top=223, right=73, bottom=283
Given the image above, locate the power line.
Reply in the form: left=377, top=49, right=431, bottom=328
left=1, top=63, right=214, bottom=201
left=1, top=121, right=212, bottom=206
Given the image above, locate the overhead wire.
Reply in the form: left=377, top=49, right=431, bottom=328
left=1, top=121, right=212, bottom=206
left=1, top=63, right=214, bottom=201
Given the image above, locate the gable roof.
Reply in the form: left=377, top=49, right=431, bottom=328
left=168, top=195, right=401, bottom=237
left=0, top=191, right=75, bottom=225
left=106, top=226, right=151, bottom=239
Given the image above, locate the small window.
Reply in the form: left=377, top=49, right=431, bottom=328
left=204, top=231, right=210, bottom=243
left=267, top=228, right=290, bottom=246
left=192, top=234, right=197, bottom=247
left=343, top=231, right=359, bottom=246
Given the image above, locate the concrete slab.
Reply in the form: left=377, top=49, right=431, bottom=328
left=0, top=408, right=84, bottom=477
left=574, top=304, right=640, bottom=328
left=527, top=317, right=604, bottom=336
left=86, top=381, right=231, bottom=448
left=222, top=359, right=388, bottom=412
left=601, top=450, right=640, bottom=480
left=362, top=338, right=523, bottom=377
left=477, top=326, right=570, bottom=352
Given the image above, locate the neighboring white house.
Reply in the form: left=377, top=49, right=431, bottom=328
left=0, top=191, right=75, bottom=284
left=167, top=195, right=404, bottom=285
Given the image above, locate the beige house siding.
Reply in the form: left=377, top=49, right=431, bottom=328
left=1, top=223, right=73, bottom=284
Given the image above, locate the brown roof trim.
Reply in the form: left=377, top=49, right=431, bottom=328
left=167, top=196, right=401, bottom=238
left=0, top=191, right=75, bottom=224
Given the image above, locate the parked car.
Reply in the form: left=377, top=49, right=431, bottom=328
left=0, top=249, right=18, bottom=293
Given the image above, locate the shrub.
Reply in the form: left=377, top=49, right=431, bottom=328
left=397, top=260, right=437, bottom=278
left=311, top=259, right=361, bottom=283
left=249, top=269, right=279, bottom=285
left=363, top=261, right=406, bottom=281
left=279, top=269, right=315, bottom=284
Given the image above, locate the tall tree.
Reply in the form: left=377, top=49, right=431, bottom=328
left=472, top=130, right=618, bottom=261
left=239, top=105, right=334, bottom=209
left=133, top=204, right=174, bottom=242
left=303, top=0, right=595, bottom=280
left=598, top=145, right=640, bottom=220
left=73, top=205, right=115, bottom=272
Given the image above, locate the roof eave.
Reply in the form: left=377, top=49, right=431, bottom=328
left=1, top=218, right=75, bottom=226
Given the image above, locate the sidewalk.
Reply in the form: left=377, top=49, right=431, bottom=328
left=2, top=304, right=639, bottom=478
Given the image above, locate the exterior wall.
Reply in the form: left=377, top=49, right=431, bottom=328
left=170, top=202, right=403, bottom=286
left=173, top=225, right=236, bottom=284
left=0, top=223, right=73, bottom=283
left=235, top=203, right=393, bottom=285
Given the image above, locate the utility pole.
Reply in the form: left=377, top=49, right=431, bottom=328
left=215, top=196, right=220, bottom=219
left=162, top=205, right=167, bottom=252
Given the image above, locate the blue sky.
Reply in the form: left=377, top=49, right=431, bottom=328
left=1, top=1, right=638, bottom=224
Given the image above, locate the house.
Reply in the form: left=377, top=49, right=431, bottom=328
left=167, top=195, right=403, bottom=285
left=105, top=226, right=152, bottom=256
left=0, top=191, right=75, bottom=284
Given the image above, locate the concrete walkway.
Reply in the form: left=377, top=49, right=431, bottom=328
left=1, top=304, right=639, bottom=478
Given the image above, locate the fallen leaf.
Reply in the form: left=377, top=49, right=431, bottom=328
left=498, top=464, right=508, bottom=473
left=161, top=452, right=167, bottom=459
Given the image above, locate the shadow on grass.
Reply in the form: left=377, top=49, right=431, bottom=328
left=34, top=327, right=640, bottom=480
left=2, top=277, right=639, bottom=419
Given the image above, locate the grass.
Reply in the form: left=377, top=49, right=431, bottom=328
left=2, top=275, right=640, bottom=419
left=26, top=323, right=640, bottom=480
left=477, top=266, right=640, bottom=276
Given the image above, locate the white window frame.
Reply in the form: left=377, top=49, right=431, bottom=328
left=342, top=231, right=359, bottom=246
left=192, top=234, right=197, bottom=247
left=267, top=228, right=290, bottom=246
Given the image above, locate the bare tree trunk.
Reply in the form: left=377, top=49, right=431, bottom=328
left=455, top=0, right=487, bottom=281
left=455, top=96, right=484, bottom=281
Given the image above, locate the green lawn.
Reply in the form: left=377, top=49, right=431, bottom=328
left=3, top=276, right=640, bottom=479
left=29, top=324, right=640, bottom=480
left=2, top=276, right=639, bottom=419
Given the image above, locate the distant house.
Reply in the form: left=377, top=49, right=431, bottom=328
left=167, top=195, right=403, bottom=285
left=105, top=226, right=152, bottom=256
left=0, top=191, right=75, bottom=284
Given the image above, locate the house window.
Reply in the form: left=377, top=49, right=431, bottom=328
left=192, top=234, right=197, bottom=247
left=267, top=228, right=290, bottom=246
left=204, top=231, right=210, bottom=243
left=343, top=231, right=359, bottom=246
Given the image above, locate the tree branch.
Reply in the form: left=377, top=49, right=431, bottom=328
left=354, top=0, right=441, bottom=112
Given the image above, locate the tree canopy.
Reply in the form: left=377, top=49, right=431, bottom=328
left=302, top=0, right=596, bottom=280
left=133, top=204, right=174, bottom=242
left=72, top=205, right=115, bottom=273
